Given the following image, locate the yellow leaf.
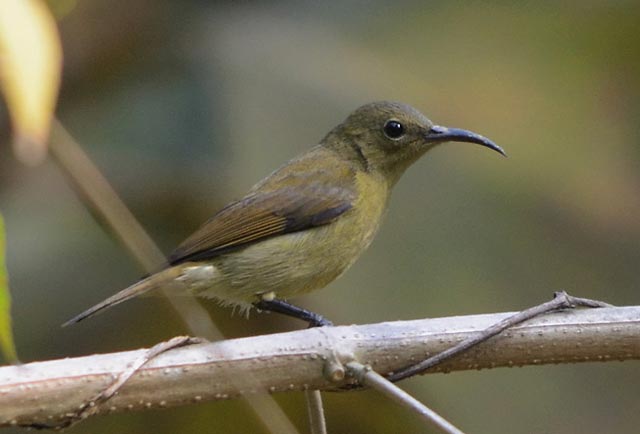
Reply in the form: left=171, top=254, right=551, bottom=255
left=0, top=213, right=18, bottom=364
left=0, top=0, right=62, bottom=165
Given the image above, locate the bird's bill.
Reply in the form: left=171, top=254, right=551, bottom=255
left=425, top=125, right=506, bottom=156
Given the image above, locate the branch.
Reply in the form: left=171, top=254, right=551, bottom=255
left=1, top=306, right=638, bottom=428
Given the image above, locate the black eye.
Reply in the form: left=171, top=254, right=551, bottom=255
left=383, top=120, right=405, bottom=139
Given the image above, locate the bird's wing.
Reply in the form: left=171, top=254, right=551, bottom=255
left=169, top=163, right=356, bottom=265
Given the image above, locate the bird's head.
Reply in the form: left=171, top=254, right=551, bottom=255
left=323, top=101, right=505, bottom=186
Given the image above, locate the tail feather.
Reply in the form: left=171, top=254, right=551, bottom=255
left=62, top=267, right=181, bottom=327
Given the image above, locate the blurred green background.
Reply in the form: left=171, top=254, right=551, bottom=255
left=1, top=1, right=639, bottom=433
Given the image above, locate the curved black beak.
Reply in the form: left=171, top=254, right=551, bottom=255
left=425, top=125, right=506, bottom=157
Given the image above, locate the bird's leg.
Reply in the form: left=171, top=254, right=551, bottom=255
left=254, top=298, right=333, bottom=327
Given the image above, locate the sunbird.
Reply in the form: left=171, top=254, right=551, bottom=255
left=64, top=101, right=504, bottom=328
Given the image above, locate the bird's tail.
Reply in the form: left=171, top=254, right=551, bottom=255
left=62, top=266, right=183, bottom=327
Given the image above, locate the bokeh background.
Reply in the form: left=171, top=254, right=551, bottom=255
left=1, top=1, right=639, bottom=433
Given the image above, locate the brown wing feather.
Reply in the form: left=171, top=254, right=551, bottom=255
left=169, top=156, right=356, bottom=265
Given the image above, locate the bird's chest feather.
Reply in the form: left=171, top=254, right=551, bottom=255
left=285, top=171, right=387, bottom=275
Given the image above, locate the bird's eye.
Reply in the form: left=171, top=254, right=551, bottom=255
left=383, top=120, right=405, bottom=139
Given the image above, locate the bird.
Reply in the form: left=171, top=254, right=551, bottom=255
left=63, top=101, right=504, bottom=328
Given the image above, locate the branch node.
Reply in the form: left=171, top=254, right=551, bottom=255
left=345, top=361, right=370, bottom=383
left=324, top=359, right=346, bottom=383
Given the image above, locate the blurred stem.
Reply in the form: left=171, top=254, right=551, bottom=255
left=49, top=120, right=217, bottom=337
left=48, top=119, right=300, bottom=434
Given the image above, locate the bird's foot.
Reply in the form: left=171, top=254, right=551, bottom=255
left=254, top=298, right=333, bottom=327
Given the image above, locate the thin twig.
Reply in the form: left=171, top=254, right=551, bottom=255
left=388, top=291, right=613, bottom=381
left=55, top=336, right=204, bottom=430
left=347, top=362, right=465, bottom=434
left=305, top=390, right=327, bottom=434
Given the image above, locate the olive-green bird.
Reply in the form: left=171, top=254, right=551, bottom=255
left=64, top=101, right=504, bottom=327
